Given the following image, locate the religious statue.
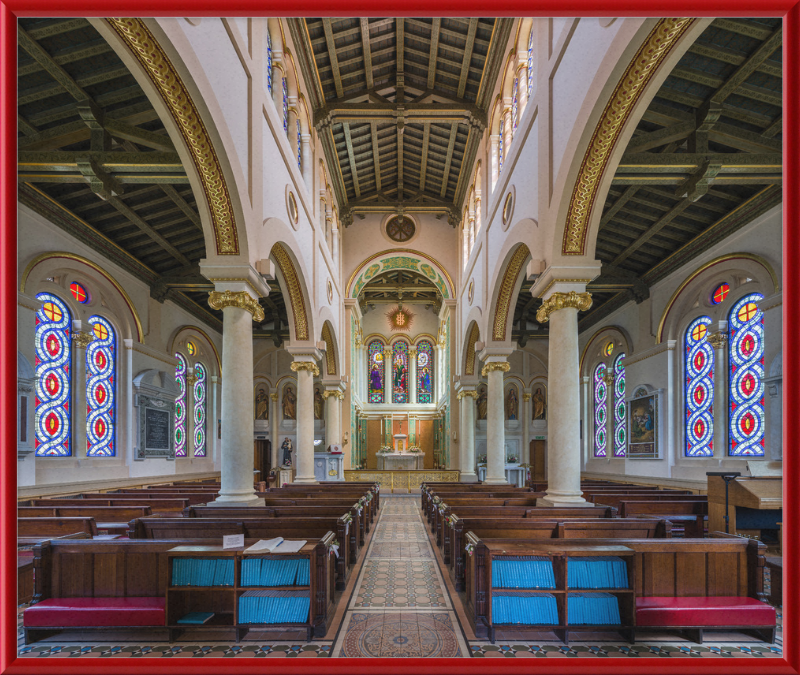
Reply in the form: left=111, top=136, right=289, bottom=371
left=533, top=387, right=546, bottom=420
left=420, top=366, right=432, bottom=393
left=506, top=387, right=518, bottom=420
left=314, top=387, right=324, bottom=420
left=370, top=362, right=383, bottom=392
left=282, top=385, right=296, bottom=420
left=476, top=386, right=488, bottom=420
left=281, top=437, right=293, bottom=466
left=255, top=387, right=268, bottom=420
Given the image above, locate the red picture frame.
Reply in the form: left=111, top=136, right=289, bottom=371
left=1, top=2, right=797, bottom=674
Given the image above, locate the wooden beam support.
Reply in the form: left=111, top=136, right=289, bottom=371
left=419, top=122, right=431, bottom=194
left=370, top=121, right=382, bottom=193
left=610, top=198, right=692, bottom=266
left=17, top=25, right=89, bottom=101
left=626, top=121, right=694, bottom=153
left=360, top=19, right=374, bottom=90
left=439, top=123, right=458, bottom=198
left=322, top=19, right=344, bottom=99
left=427, top=19, right=440, bottom=90
left=457, top=19, right=479, bottom=99
left=160, top=185, right=202, bottom=231
left=342, top=122, right=361, bottom=198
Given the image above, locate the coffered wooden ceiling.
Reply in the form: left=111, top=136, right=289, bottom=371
left=288, top=18, right=514, bottom=225
left=17, top=18, right=289, bottom=338
left=359, top=269, right=442, bottom=316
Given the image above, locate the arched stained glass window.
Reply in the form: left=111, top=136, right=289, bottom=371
left=593, top=362, right=607, bottom=457
left=392, top=341, right=410, bottom=404
left=296, top=119, right=302, bottom=169
left=175, top=352, right=188, bottom=457
left=511, top=77, right=518, bottom=132
left=527, top=30, right=534, bottom=96
left=267, top=30, right=273, bottom=95
left=417, top=340, right=434, bottom=404
left=86, top=316, right=115, bottom=456
left=685, top=316, right=713, bottom=457
left=70, top=282, right=89, bottom=304
left=367, top=340, right=385, bottom=403
left=34, top=293, right=72, bottom=456
left=498, top=119, right=504, bottom=175
left=729, top=293, right=765, bottom=456
left=282, top=77, right=289, bottom=134
left=194, top=363, right=207, bottom=457
left=613, top=353, right=626, bottom=457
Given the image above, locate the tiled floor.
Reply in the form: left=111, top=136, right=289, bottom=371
left=15, top=492, right=784, bottom=660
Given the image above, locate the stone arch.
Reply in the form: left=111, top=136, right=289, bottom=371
left=169, top=325, right=221, bottom=376
left=347, top=249, right=454, bottom=300
left=320, top=320, right=339, bottom=377
left=462, top=321, right=481, bottom=377
left=580, top=325, right=633, bottom=377
left=488, top=242, right=531, bottom=344
left=20, top=252, right=143, bottom=342
left=270, top=242, right=313, bottom=343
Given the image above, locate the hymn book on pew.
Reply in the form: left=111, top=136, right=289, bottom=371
left=244, top=538, right=307, bottom=554
left=176, top=612, right=215, bottom=625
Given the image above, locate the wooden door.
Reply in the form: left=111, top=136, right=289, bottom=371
left=253, top=439, right=270, bottom=484
left=531, top=440, right=546, bottom=481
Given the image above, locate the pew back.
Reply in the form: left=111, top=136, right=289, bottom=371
left=19, top=517, right=97, bottom=538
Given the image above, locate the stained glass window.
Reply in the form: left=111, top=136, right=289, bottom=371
left=193, top=362, right=207, bottom=457
left=282, top=77, right=288, bottom=134
left=416, top=340, right=434, bottom=404
left=392, top=341, right=410, bottom=404
left=527, top=30, right=534, bottom=96
left=729, top=293, right=765, bottom=456
left=70, top=282, right=89, bottom=304
left=186, top=341, right=196, bottom=356
left=296, top=119, right=302, bottom=169
left=175, top=352, right=187, bottom=457
left=603, top=341, right=614, bottom=357
left=512, top=77, right=518, bottom=132
left=34, top=293, right=72, bottom=456
left=711, top=282, right=730, bottom=305
left=367, top=340, right=385, bottom=403
left=613, top=353, right=626, bottom=457
left=498, top=119, right=504, bottom=174
left=685, top=316, right=713, bottom=457
left=267, top=30, right=273, bottom=95
left=593, top=362, right=607, bottom=457
left=86, top=316, right=115, bottom=456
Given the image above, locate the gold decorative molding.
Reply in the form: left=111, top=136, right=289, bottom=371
left=602, top=371, right=615, bottom=386
left=208, top=290, right=265, bottom=322
left=107, top=19, right=239, bottom=255
left=492, top=244, right=530, bottom=341
left=464, top=322, right=480, bottom=376
left=186, top=372, right=198, bottom=387
left=481, top=362, right=510, bottom=376
left=270, top=392, right=278, bottom=402
left=456, top=390, right=479, bottom=399
left=291, top=361, right=320, bottom=377
left=536, top=291, right=593, bottom=323
left=408, top=346, right=418, bottom=356
left=321, top=322, right=337, bottom=375
left=708, top=331, right=728, bottom=349
left=383, top=347, right=394, bottom=356
left=323, top=390, right=345, bottom=400
left=72, top=331, right=95, bottom=349
left=561, top=18, right=695, bottom=255
left=270, top=243, right=309, bottom=341
left=346, top=248, right=455, bottom=299
left=523, top=393, right=531, bottom=402
left=538, top=278, right=594, bottom=300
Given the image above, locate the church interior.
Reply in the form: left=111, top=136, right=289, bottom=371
left=12, top=15, right=788, bottom=661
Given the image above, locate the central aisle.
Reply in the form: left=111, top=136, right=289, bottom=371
left=332, top=495, right=469, bottom=657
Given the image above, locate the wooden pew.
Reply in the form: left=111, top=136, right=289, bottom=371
left=18, top=506, right=153, bottom=534
left=421, top=483, right=532, bottom=512
left=18, top=517, right=98, bottom=539
left=27, top=498, right=190, bottom=517
left=618, top=500, right=708, bottom=537
left=129, top=517, right=350, bottom=590
left=464, top=534, right=772, bottom=644
left=587, top=492, right=706, bottom=509
left=272, top=483, right=380, bottom=509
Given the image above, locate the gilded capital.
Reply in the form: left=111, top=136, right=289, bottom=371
left=708, top=331, right=728, bottom=349
left=408, top=346, right=418, bottom=356
left=72, top=331, right=95, bottom=349
left=383, top=347, right=394, bottom=356
left=186, top=372, right=198, bottom=387
left=208, top=290, right=265, bottom=322
left=270, top=392, right=278, bottom=401
left=523, top=393, right=531, bottom=402
left=602, top=371, right=615, bottom=386
left=291, top=361, right=320, bottom=377
left=536, top=291, right=592, bottom=323
left=481, top=362, right=510, bottom=376
left=456, top=390, right=479, bottom=400
left=323, top=390, right=345, bottom=400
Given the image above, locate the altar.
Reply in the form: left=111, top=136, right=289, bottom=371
left=377, top=452, right=425, bottom=471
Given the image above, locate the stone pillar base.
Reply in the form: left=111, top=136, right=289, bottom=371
left=536, top=496, right=593, bottom=508
left=211, top=494, right=265, bottom=507
left=459, top=472, right=479, bottom=483
left=482, top=477, right=509, bottom=485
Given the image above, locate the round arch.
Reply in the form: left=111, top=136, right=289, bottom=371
left=320, top=320, right=339, bottom=377
left=488, top=242, right=531, bottom=343
left=347, top=249, right=454, bottom=300
left=580, top=325, right=633, bottom=376
left=270, top=242, right=313, bottom=343
left=462, top=321, right=481, bottom=377
left=169, top=325, right=222, bottom=376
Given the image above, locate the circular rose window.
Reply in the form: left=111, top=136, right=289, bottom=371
left=386, top=216, right=416, bottom=242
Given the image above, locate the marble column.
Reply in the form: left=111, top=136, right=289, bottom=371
left=490, top=135, right=500, bottom=187
left=666, top=340, right=677, bottom=461
left=383, top=347, right=393, bottom=404
left=301, top=132, right=312, bottom=187
left=482, top=360, right=509, bottom=484
left=124, top=340, right=135, bottom=461
left=458, top=389, right=478, bottom=482
left=709, top=331, right=728, bottom=457
left=291, top=358, right=319, bottom=483
left=210, top=375, right=220, bottom=463
left=71, top=322, right=93, bottom=458
left=517, top=63, right=529, bottom=114
left=522, top=392, right=531, bottom=466
left=537, top=291, right=592, bottom=506
left=273, top=64, right=285, bottom=121
left=331, top=225, right=339, bottom=265
left=503, top=103, right=513, bottom=148
left=324, top=389, right=343, bottom=450
left=270, top=392, right=279, bottom=469
left=408, top=346, right=418, bottom=404
left=208, top=290, right=264, bottom=506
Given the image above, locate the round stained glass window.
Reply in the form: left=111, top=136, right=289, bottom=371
left=386, top=216, right=416, bottom=242
left=711, top=282, right=730, bottom=305
left=187, top=341, right=196, bottom=356
left=603, top=342, right=614, bottom=357
left=70, top=282, right=89, bottom=303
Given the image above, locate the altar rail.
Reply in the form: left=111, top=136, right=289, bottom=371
left=345, top=470, right=460, bottom=493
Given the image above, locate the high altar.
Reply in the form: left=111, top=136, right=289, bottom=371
left=376, top=432, right=425, bottom=470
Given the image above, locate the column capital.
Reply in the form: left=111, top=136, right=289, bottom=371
left=602, top=371, right=615, bottom=386
left=186, top=372, right=198, bottom=387
left=536, top=291, right=592, bottom=323
left=457, top=389, right=479, bottom=399
left=408, top=346, right=418, bottom=356
left=290, top=361, right=320, bottom=377
left=523, top=392, right=532, bottom=402
left=481, top=362, right=510, bottom=376
left=270, top=392, right=278, bottom=401
left=323, top=390, right=345, bottom=400
left=708, top=331, right=728, bottom=349
left=72, top=330, right=95, bottom=349
left=208, top=290, right=265, bottom=322
left=382, top=346, right=394, bottom=355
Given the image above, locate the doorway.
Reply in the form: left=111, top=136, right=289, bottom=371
left=530, top=440, right=546, bottom=482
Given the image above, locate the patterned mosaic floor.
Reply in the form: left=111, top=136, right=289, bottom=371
left=16, top=493, right=784, bottom=660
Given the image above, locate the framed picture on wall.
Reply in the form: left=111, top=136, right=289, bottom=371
left=628, top=391, right=659, bottom=459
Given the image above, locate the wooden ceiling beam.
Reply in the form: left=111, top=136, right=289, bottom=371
left=427, top=18, right=440, bottom=89
left=397, top=126, right=404, bottom=200
left=626, top=121, right=694, bottom=153
left=18, top=40, right=113, bottom=77
left=439, top=123, right=458, bottom=198
left=160, top=185, right=202, bottom=231
left=418, top=122, right=431, bottom=195
left=342, top=122, right=361, bottom=198
left=686, top=42, right=781, bottom=79
left=761, top=116, right=782, bottom=139
left=457, top=19, right=479, bottom=99
left=370, top=121, right=382, bottom=193
left=360, top=19, right=374, bottom=90
left=322, top=19, right=345, bottom=99
left=610, top=198, right=692, bottom=266
left=18, top=25, right=90, bottom=101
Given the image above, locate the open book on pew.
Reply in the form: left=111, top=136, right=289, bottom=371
left=244, top=538, right=307, bottom=554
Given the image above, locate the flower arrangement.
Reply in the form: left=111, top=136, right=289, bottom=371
left=507, top=455, right=519, bottom=464
left=465, top=542, right=475, bottom=557
left=377, top=446, right=393, bottom=454
left=407, top=446, right=422, bottom=454
left=477, top=454, right=487, bottom=466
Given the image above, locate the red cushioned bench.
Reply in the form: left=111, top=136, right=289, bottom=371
left=24, top=597, right=165, bottom=643
left=634, top=596, right=776, bottom=643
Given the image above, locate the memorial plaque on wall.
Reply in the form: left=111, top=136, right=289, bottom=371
left=628, top=391, right=659, bottom=459
left=137, top=394, right=175, bottom=459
